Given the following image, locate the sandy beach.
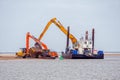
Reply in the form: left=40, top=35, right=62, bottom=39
left=0, top=53, right=120, bottom=60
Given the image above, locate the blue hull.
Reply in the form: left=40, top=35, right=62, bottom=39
left=72, top=54, right=104, bottom=59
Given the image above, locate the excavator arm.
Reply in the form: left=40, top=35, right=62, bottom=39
left=26, top=32, right=48, bottom=54
left=38, top=18, right=78, bottom=46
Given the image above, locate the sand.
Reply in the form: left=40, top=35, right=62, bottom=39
left=0, top=53, right=120, bottom=60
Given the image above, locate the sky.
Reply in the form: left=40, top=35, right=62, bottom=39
left=0, top=0, right=120, bottom=52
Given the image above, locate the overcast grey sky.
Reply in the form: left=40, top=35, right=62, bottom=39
left=0, top=0, right=120, bottom=52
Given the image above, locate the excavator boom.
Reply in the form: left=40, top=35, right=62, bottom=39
left=25, top=32, right=58, bottom=58
left=38, top=18, right=77, bottom=45
left=26, top=32, right=48, bottom=54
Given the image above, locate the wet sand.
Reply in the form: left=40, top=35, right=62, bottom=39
left=0, top=53, right=120, bottom=60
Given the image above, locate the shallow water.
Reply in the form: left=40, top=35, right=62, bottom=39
left=0, top=56, right=120, bottom=80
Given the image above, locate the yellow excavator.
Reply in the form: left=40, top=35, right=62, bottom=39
left=38, top=17, right=104, bottom=59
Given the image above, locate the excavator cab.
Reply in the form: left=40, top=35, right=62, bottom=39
left=16, top=48, right=26, bottom=57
